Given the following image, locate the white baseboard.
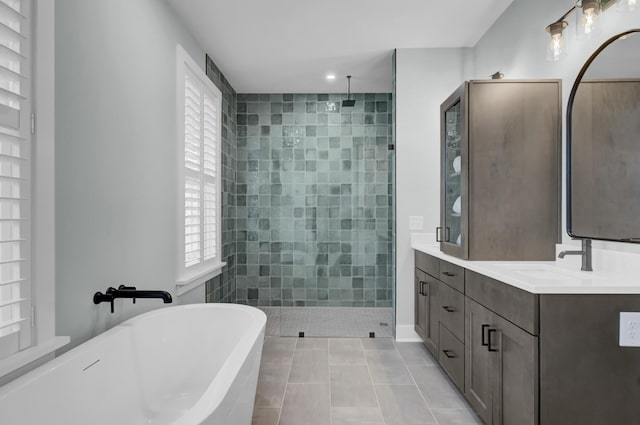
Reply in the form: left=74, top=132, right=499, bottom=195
left=395, top=325, right=423, bottom=342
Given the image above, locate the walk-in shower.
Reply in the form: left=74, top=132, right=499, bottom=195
left=235, top=93, right=395, bottom=337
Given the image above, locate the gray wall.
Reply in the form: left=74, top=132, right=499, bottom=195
left=394, top=48, right=468, bottom=339
left=235, top=93, right=394, bottom=308
left=55, top=0, right=206, bottom=352
left=471, top=0, right=640, bottom=248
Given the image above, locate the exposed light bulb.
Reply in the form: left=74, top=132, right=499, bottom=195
left=579, top=0, right=601, bottom=37
left=551, top=34, right=563, bottom=61
left=583, top=8, right=597, bottom=34
left=546, top=21, right=568, bottom=62
left=326, top=74, right=336, bottom=81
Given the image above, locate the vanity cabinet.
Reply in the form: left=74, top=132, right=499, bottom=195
left=465, top=270, right=538, bottom=425
left=466, top=298, right=538, bottom=425
left=414, top=256, right=439, bottom=356
left=415, top=251, right=465, bottom=391
left=414, top=249, right=640, bottom=425
left=439, top=80, right=561, bottom=261
left=415, top=252, right=539, bottom=424
left=465, top=298, right=494, bottom=424
left=414, top=269, right=428, bottom=341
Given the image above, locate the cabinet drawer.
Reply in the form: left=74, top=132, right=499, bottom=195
left=438, top=281, right=465, bottom=341
left=466, top=270, right=539, bottom=335
left=415, top=251, right=439, bottom=277
left=439, top=260, right=465, bottom=292
left=438, top=323, right=464, bottom=392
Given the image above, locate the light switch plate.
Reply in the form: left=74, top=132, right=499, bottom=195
left=620, top=312, right=640, bottom=347
left=409, top=216, right=424, bottom=231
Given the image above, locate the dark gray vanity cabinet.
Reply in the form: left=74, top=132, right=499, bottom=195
left=416, top=251, right=539, bottom=425
left=465, top=271, right=538, bottom=425
left=491, top=314, right=538, bottom=425
left=414, top=253, right=439, bottom=356
left=414, top=269, right=428, bottom=341
left=539, top=295, right=640, bottom=425
left=415, top=251, right=465, bottom=391
left=466, top=298, right=538, bottom=425
left=465, top=298, right=494, bottom=424
left=423, top=277, right=439, bottom=356
left=416, top=249, right=640, bottom=425
left=439, top=80, right=561, bottom=261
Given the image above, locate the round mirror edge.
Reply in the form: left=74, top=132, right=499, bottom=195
left=565, top=28, right=640, bottom=241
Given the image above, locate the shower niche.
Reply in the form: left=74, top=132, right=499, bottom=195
left=438, top=80, right=561, bottom=260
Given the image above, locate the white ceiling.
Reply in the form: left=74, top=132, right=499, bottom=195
left=168, top=0, right=514, bottom=93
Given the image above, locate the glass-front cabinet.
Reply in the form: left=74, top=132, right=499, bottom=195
left=439, top=85, right=467, bottom=258
left=437, top=80, right=561, bottom=261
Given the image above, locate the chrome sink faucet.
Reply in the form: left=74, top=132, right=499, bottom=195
left=558, top=238, right=593, bottom=271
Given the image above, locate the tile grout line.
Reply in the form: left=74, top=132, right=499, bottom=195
left=395, top=341, right=442, bottom=425
left=362, top=338, right=388, bottom=425
left=276, top=337, right=296, bottom=425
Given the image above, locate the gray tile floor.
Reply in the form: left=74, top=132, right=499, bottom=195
left=252, top=337, right=482, bottom=425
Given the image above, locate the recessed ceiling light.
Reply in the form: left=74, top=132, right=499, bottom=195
left=326, top=74, right=336, bottom=81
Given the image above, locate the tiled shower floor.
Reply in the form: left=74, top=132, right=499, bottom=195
left=252, top=337, right=482, bottom=425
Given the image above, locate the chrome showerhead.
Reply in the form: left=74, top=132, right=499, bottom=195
left=342, top=75, right=355, bottom=108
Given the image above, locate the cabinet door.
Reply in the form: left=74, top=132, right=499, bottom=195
left=440, top=83, right=468, bottom=259
left=490, top=314, right=538, bottom=425
left=465, top=298, right=494, bottom=425
left=414, top=269, right=427, bottom=341
left=423, top=277, right=439, bottom=356
left=467, top=81, right=560, bottom=261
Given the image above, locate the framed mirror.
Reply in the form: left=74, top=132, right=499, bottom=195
left=567, top=29, right=640, bottom=242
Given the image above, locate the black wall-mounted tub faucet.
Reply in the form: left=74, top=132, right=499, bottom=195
left=93, top=285, right=173, bottom=313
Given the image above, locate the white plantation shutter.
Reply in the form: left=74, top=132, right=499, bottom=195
left=0, top=0, right=31, bottom=360
left=177, top=46, right=222, bottom=286
left=202, top=93, right=218, bottom=262
left=184, top=71, right=202, bottom=268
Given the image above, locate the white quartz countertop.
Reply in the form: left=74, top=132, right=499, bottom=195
left=412, top=240, right=640, bottom=295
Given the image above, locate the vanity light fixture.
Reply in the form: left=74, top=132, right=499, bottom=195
left=545, top=7, right=573, bottom=62
left=545, top=0, right=619, bottom=61
left=546, top=19, right=570, bottom=61
left=580, top=0, right=602, bottom=36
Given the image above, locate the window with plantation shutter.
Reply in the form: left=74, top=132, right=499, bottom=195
left=176, top=45, right=224, bottom=292
left=0, top=0, right=31, bottom=360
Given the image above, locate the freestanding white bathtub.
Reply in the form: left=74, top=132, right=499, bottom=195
left=0, top=304, right=266, bottom=425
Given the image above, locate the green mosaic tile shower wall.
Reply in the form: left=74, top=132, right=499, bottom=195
left=204, top=55, right=236, bottom=303
left=235, top=93, right=394, bottom=308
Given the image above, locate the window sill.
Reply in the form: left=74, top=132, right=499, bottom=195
left=0, top=336, right=70, bottom=379
left=176, top=262, right=226, bottom=296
